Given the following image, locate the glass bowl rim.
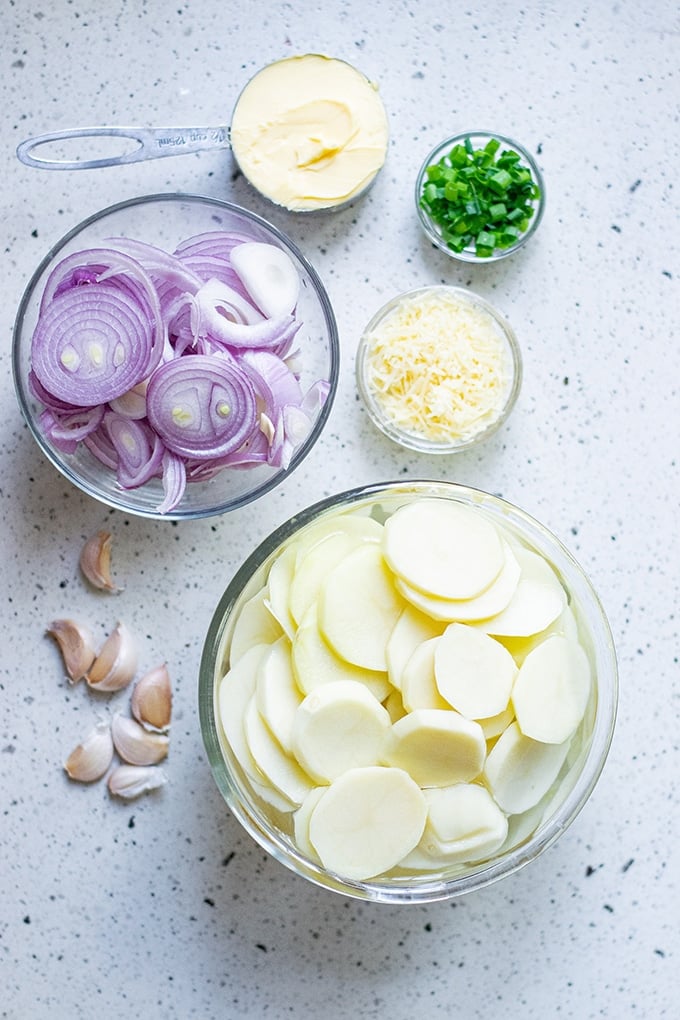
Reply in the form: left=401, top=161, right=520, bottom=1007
left=415, top=129, right=546, bottom=263
left=12, top=191, right=340, bottom=521
left=199, top=478, right=619, bottom=904
left=355, top=284, right=523, bottom=453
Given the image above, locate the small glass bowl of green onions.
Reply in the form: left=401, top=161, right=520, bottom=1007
left=415, top=131, right=545, bottom=263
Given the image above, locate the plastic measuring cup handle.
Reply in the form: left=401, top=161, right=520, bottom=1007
left=16, top=125, right=231, bottom=170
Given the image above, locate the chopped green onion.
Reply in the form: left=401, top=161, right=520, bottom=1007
left=489, top=168, right=512, bottom=193
left=419, top=134, right=542, bottom=258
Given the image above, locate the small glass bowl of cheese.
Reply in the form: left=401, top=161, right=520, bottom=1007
left=355, top=285, right=521, bottom=454
left=198, top=480, right=618, bottom=904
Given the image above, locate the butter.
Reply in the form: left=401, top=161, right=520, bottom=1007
left=230, top=54, right=389, bottom=212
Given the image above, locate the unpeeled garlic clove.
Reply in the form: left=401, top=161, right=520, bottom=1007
left=131, top=664, right=172, bottom=732
left=86, top=621, right=138, bottom=692
left=111, top=713, right=169, bottom=765
left=79, top=530, right=121, bottom=592
left=47, top=618, right=97, bottom=683
left=64, top=717, right=114, bottom=783
left=107, top=764, right=167, bottom=799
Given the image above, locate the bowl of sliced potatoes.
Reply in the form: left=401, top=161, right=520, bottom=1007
left=199, top=480, right=618, bottom=903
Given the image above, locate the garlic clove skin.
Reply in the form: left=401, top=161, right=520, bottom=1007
left=131, top=664, right=172, bottom=732
left=47, top=618, right=97, bottom=683
left=108, top=764, right=167, bottom=799
left=79, top=530, right=121, bottom=592
left=111, top=713, right=169, bottom=765
left=64, top=717, right=114, bottom=783
left=86, top=621, right=138, bottom=692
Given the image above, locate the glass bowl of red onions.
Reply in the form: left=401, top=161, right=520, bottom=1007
left=12, top=193, right=339, bottom=519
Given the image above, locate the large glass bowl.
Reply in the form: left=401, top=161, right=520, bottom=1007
left=12, top=193, right=339, bottom=520
left=415, top=131, right=545, bottom=263
left=199, top=480, right=618, bottom=904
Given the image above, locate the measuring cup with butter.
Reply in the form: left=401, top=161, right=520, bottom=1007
left=16, top=53, right=389, bottom=213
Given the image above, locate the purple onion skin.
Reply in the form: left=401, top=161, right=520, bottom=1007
left=29, top=233, right=330, bottom=513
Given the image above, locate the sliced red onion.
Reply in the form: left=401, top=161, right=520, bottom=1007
left=174, top=232, right=255, bottom=294
left=301, top=379, right=331, bottom=416
left=39, top=404, right=105, bottom=453
left=83, top=422, right=119, bottom=470
left=109, top=382, right=148, bottom=420
left=157, top=450, right=186, bottom=514
left=195, top=307, right=299, bottom=350
left=39, top=248, right=160, bottom=319
left=146, top=354, right=258, bottom=459
left=266, top=404, right=313, bottom=470
left=164, top=291, right=197, bottom=354
left=32, top=248, right=163, bottom=407
left=241, top=350, right=303, bottom=419
left=29, top=368, right=81, bottom=412
left=190, top=279, right=273, bottom=348
left=29, top=227, right=325, bottom=514
left=195, top=278, right=264, bottom=326
left=107, top=236, right=203, bottom=296
left=173, top=231, right=254, bottom=260
left=176, top=252, right=246, bottom=294
left=185, top=429, right=271, bottom=479
left=31, top=284, right=158, bottom=406
left=231, top=242, right=300, bottom=318
left=271, top=323, right=302, bottom=361
left=103, top=412, right=165, bottom=489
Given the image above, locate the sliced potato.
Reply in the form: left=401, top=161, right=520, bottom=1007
left=229, top=585, right=283, bottom=665
left=264, top=541, right=299, bottom=639
left=382, top=708, right=486, bottom=787
left=243, top=695, right=313, bottom=805
left=293, top=512, right=384, bottom=562
left=497, top=604, right=579, bottom=665
left=308, top=765, right=427, bottom=880
left=382, top=498, right=505, bottom=600
left=385, top=604, right=443, bottom=690
left=512, top=634, right=591, bottom=744
left=289, top=530, right=378, bottom=626
left=477, top=703, right=515, bottom=741
left=291, top=680, right=391, bottom=783
left=394, top=540, right=521, bottom=623
left=483, top=720, right=570, bottom=814
left=218, top=642, right=270, bottom=784
left=249, top=774, right=297, bottom=814
left=474, top=547, right=567, bottom=638
left=318, top=542, right=405, bottom=671
left=293, top=786, right=326, bottom=863
left=255, top=636, right=301, bottom=752
left=400, top=637, right=450, bottom=712
left=434, top=623, right=517, bottom=720
left=291, top=602, right=390, bottom=701
left=382, top=686, right=407, bottom=724
left=418, top=783, right=508, bottom=864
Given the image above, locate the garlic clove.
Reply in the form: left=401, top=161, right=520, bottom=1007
left=107, top=764, right=167, bottom=799
left=64, top=717, right=114, bottom=783
left=79, top=530, right=122, bottom=592
left=47, top=618, right=97, bottom=683
left=86, top=621, right=138, bottom=692
left=130, top=663, right=172, bottom=732
left=111, top=713, right=169, bottom=765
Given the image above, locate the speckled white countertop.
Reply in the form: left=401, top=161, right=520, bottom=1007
left=2, top=2, right=678, bottom=1017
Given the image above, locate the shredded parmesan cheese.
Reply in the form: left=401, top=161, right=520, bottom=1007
left=361, top=288, right=514, bottom=446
